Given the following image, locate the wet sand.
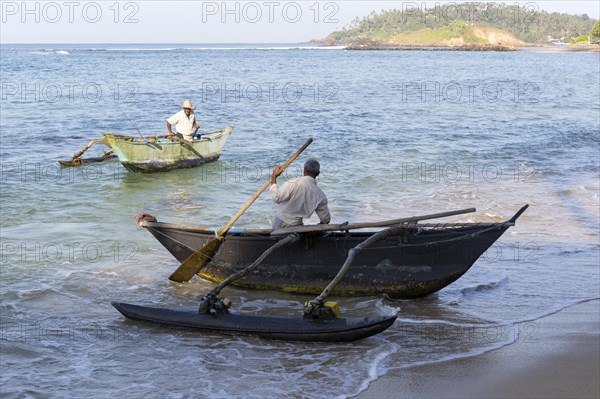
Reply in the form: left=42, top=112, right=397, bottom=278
left=355, top=299, right=600, bottom=399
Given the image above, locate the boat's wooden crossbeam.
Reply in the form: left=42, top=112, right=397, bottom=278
left=271, top=208, right=477, bottom=236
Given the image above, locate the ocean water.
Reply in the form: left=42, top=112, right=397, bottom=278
left=0, top=44, right=599, bottom=398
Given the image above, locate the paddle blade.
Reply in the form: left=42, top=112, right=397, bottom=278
left=169, top=238, right=222, bottom=282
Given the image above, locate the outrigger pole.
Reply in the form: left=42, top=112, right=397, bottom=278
left=195, top=226, right=407, bottom=321
left=59, top=108, right=145, bottom=167
left=197, top=233, right=301, bottom=314
left=304, top=224, right=414, bottom=320
left=58, top=137, right=115, bottom=167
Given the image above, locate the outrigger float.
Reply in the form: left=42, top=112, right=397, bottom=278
left=113, top=233, right=398, bottom=342
left=59, top=126, right=233, bottom=172
left=111, top=302, right=397, bottom=342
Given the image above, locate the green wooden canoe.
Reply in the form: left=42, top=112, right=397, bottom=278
left=104, top=126, right=234, bottom=172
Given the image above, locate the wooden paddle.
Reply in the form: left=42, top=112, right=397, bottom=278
left=169, top=138, right=314, bottom=282
left=270, top=208, right=477, bottom=236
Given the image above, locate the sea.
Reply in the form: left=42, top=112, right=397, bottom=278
left=0, top=43, right=599, bottom=398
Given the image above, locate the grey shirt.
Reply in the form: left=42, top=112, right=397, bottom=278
left=270, top=176, right=330, bottom=226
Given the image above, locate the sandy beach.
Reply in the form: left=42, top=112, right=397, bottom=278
left=356, top=299, right=600, bottom=399
left=524, top=44, right=600, bottom=53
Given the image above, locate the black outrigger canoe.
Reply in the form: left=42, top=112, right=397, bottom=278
left=112, top=302, right=397, bottom=342
left=138, top=205, right=528, bottom=299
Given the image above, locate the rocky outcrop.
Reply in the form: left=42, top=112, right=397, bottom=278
left=471, top=27, right=526, bottom=46
left=384, top=25, right=526, bottom=47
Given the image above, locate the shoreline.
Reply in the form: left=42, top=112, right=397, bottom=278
left=355, top=299, right=600, bottom=399
left=342, top=44, right=600, bottom=52
left=345, top=44, right=517, bottom=51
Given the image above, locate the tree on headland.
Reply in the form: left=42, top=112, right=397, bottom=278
left=570, top=35, right=590, bottom=44
left=591, top=20, right=600, bottom=39
left=325, top=3, right=597, bottom=45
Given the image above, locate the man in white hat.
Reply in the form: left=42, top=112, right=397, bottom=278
left=167, top=99, right=200, bottom=141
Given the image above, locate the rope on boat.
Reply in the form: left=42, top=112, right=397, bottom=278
left=143, top=224, right=281, bottom=270
left=144, top=225, right=215, bottom=261
left=359, top=222, right=510, bottom=250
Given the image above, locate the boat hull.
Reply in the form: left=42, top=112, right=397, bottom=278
left=112, top=302, right=397, bottom=342
left=142, top=221, right=513, bottom=298
left=104, top=126, right=233, bottom=172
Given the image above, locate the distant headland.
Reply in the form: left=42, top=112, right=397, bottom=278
left=313, top=3, right=600, bottom=52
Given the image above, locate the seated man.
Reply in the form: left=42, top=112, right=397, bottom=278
left=270, top=159, right=331, bottom=229
left=167, top=99, right=200, bottom=141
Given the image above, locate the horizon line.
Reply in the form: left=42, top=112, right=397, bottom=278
left=0, top=42, right=318, bottom=45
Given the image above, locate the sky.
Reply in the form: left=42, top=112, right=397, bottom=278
left=1, top=1, right=598, bottom=44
